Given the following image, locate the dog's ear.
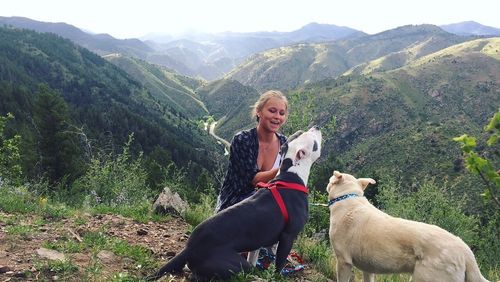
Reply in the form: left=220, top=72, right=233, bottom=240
left=358, top=178, right=376, bottom=190
left=293, top=149, right=306, bottom=165
left=332, top=171, right=343, bottom=184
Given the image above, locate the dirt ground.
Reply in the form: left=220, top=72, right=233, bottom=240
left=0, top=212, right=329, bottom=281
left=0, top=211, right=190, bottom=281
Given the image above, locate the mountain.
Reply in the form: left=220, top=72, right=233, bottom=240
left=0, top=26, right=222, bottom=181
left=440, top=21, right=500, bottom=36
left=284, top=22, right=366, bottom=42
left=145, top=23, right=364, bottom=80
left=295, top=37, right=500, bottom=189
left=103, top=54, right=208, bottom=117
left=225, top=25, right=471, bottom=91
left=0, top=16, right=154, bottom=58
left=0, top=17, right=364, bottom=81
left=197, top=80, right=260, bottom=140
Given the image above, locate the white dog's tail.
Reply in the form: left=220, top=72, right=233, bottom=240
left=465, top=251, right=489, bottom=282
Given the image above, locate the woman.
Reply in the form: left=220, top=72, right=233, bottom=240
left=215, top=90, right=288, bottom=212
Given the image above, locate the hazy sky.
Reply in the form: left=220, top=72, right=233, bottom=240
left=2, top=0, right=499, bottom=39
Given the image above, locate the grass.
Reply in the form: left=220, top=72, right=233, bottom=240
left=90, top=202, right=166, bottom=223
left=0, top=185, right=73, bottom=219
left=33, top=259, right=80, bottom=280
left=2, top=182, right=498, bottom=281
left=5, top=224, right=33, bottom=240
left=109, top=238, right=156, bottom=272
left=183, top=193, right=215, bottom=228
left=295, top=235, right=335, bottom=278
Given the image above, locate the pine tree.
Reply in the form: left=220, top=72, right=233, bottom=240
left=33, top=84, right=83, bottom=185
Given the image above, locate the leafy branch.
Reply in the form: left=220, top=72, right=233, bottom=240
left=454, top=110, right=500, bottom=209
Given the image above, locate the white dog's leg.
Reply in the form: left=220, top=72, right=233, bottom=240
left=336, top=260, right=353, bottom=282
left=363, top=271, right=375, bottom=282
left=247, top=250, right=259, bottom=266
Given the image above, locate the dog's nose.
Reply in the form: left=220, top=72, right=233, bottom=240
left=310, top=125, right=320, bottom=131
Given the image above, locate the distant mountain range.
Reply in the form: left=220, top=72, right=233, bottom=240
left=225, top=24, right=471, bottom=91
left=1, top=16, right=498, bottom=80
left=0, top=17, right=498, bottom=209
left=0, top=26, right=222, bottom=182
left=440, top=21, right=500, bottom=36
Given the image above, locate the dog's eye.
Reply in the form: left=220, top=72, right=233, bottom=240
left=313, top=141, right=318, bottom=152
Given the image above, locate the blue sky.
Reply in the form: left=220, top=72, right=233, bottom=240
left=2, top=0, right=499, bottom=39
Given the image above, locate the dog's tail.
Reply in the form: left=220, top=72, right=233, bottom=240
left=145, top=249, right=188, bottom=281
left=464, top=250, right=489, bottom=282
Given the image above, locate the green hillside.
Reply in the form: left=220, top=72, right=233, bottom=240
left=104, top=54, right=208, bottom=117
left=197, top=79, right=260, bottom=140
left=294, top=37, right=499, bottom=192
left=226, top=25, right=469, bottom=91
left=0, top=26, right=222, bottom=184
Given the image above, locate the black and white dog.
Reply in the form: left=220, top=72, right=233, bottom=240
left=147, top=126, right=322, bottom=280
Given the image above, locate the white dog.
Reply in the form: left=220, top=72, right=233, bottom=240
left=326, top=171, right=489, bottom=282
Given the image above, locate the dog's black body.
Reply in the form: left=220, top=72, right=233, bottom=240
left=147, top=127, right=321, bottom=281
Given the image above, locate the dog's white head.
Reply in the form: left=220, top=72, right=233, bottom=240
left=326, top=171, right=376, bottom=199
left=278, top=126, right=322, bottom=186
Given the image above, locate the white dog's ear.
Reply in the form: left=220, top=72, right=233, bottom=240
left=358, top=178, right=376, bottom=190
left=332, top=171, right=343, bottom=184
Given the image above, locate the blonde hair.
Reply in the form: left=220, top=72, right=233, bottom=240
left=251, top=90, right=289, bottom=122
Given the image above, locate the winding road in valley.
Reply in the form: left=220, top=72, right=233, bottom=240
left=208, top=122, right=230, bottom=154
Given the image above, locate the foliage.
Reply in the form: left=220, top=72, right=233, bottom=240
left=378, top=178, right=479, bottom=245
left=454, top=109, right=500, bottom=208
left=303, top=190, right=330, bottom=237
left=35, top=259, right=79, bottom=279
left=0, top=26, right=222, bottom=189
left=295, top=236, right=335, bottom=278
left=282, top=91, right=316, bottom=136
left=161, top=161, right=217, bottom=204
left=376, top=178, right=500, bottom=273
left=0, top=112, right=22, bottom=185
left=33, top=84, right=84, bottom=184
left=73, top=134, right=150, bottom=207
left=90, top=202, right=162, bottom=224
left=183, top=193, right=216, bottom=228
left=0, top=183, right=72, bottom=219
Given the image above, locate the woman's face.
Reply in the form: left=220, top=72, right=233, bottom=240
left=258, top=97, right=287, bottom=132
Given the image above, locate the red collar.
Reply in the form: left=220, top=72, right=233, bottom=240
left=256, top=181, right=308, bottom=223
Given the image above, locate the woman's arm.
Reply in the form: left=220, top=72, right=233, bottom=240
left=251, top=167, right=279, bottom=186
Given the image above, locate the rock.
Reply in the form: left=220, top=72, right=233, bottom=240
left=13, top=271, right=27, bottom=278
left=36, top=247, right=65, bottom=261
left=137, top=228, right=148, bottom=236
left=97, top=250, right=119, bottom=264
left=152, top=187, right=189, bottom=216
left=311, top=229, right=328, bottom=241
left=0, top=265, right=11, bottom=273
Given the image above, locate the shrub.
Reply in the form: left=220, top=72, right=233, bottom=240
left=183, top=193, right=216, bottom=228
left=0, top=113, right=22, bottom=185
left=73, top=134, right=150, bottom=207
left=377, top=178, right=479, bottom=245
left=303, top=190, right=330, bottom=237
left=376, top=177, right=500, bottom=276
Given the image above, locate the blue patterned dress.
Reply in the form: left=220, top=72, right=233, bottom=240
left=215, top=127, right=287, bottom=212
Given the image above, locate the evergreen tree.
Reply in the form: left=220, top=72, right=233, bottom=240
left=33, top=84, right=83, bottom=185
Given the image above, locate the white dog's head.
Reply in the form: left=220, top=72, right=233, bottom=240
left=326, top=171, right=376, bottom=199
left=278, top=126, right=322, bottom=186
